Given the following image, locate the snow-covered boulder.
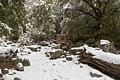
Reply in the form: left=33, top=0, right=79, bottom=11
left=71, top=47, right=85, bottom=55
left=48, top=49, right=63, bottom=59
left=1, top=68, right=9, bottom=75
left=16, top=63, right=24, bottom=71
left=14, top=58, right=23, bottom=66
left=51, top=43, right=61, bottom=49
left=99, top=40, right=116, bottom=53
left=90, top=69, right=102, bottom=78
left=0, top=46, right=18, bottom=57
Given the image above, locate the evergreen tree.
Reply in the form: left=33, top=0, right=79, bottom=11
left=0, top=0, right=26, bottom=40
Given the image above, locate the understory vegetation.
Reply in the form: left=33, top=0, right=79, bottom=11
left=0, top=0, right=120, bottom=48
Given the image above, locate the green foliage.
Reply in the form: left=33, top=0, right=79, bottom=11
left=0, top=0, right=26, bottom=40
left=31, top=3, right=55, bottom=38
left=61, top=0, right=120, bottom=47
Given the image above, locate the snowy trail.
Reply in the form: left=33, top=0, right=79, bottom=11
left=5, top=47, right=114, bottom=80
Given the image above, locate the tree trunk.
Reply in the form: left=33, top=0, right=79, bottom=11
left=79, top=50, right=120, bottom=80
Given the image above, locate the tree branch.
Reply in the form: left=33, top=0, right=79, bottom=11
left=78, top=9, right=98, bottom=19
left=82, top=0, right=100, bottom=19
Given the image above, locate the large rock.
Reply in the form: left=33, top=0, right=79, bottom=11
left=39, top=41, right=49, bottom=46
left=27, top=47, right=37, bottom=52
left=16, top=63, right=24, bottom=71
left=90, top=71, right=102, bottom=78
left=1, top=68, right=9, bottom=75
left=99, top=40, right=117, bottom=53
left=22, top=59, right=30, bottom=66
left=66, top=57, right=72, bottom=61
left=61, top=45, right=68, bottom=51
left=14, top=58, right=23, bottom=66
left=71, top=47, right=85, bottom=55
left=14, top=77, right=21, bottom=80
left=49, top=49, right=62, bottom=59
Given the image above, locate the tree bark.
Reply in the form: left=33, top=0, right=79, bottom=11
left=79, top=50, right=120, bottom=80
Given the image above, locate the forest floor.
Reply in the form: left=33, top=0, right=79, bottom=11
left=3, top=45, right=113, bottom=80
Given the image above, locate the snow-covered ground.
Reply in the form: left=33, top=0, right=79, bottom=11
left=4, top=46, right=113, bottom=80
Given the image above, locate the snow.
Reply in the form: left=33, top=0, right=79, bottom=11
left=0, top=37, right=18, bottom=56
left=84, top=45, right=120, bottom=64
left=71, top=46, right=84, bottom=50
left=4, top=46, right=113, bottom=80
left=0, top=21, right=13, bottom=34
left=50, top=49, right=62, bottom=52
left=0, top=47, right=9, bottom=56
left=27, top=45, right=40, bottom=48
left=33, top=2, right=39, bottom=6
left=17, top=63, right=23, bottom=68
left=63, top=3, right=72, bottom=10
left=100, top=40, right=110, bottom=45
left=90, top=69, right=102, bottom=75
left=0, top=45, right=17, bottom=57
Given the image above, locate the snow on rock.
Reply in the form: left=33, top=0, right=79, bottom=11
left=16, top=63, right=24, bottom=71
left=84, top=45, right=120, bottom=64
left=71, top=46, right=84, bottom=50
left=90, top=69, right=102, bottom=75
left=50, top=49, right=62, bottom=52
left=63, top=3, right=72, bottom=10
left=0, top=46, right=18, bottom=57
left=5, top=46, right=113, bottom=80
left=100, top=40, right=110, bottom=45
left=0, top=47, right=9, bottom=56
left=33, top=2, right=39, bottom=6
left=90, top=69, right=102, bottom=78
left=6, top=46, right=18, bottom=53
left=27, top=45, right=40, bottom=49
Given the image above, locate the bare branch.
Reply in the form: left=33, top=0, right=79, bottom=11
left=82, top=0, right=99, bottom=18
left=102, top=0, right=110, bottom=15
left=78, top=9, right=98, bottom=19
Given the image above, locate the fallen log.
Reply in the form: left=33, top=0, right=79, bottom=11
left=78, top=47, right=120, bottom=80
